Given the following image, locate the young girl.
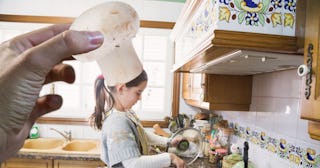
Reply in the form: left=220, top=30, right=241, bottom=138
left=90, top=71, right=185, bottom=168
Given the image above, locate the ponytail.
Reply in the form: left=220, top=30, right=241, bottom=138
left=89, top=76, right=115, bottom=130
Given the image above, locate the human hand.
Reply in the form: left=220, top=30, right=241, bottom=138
left=170, top=135, right=184, bottom=147
left=170, top=153, right=186, bottom=168
left=0, top=24, right=104, bottom=162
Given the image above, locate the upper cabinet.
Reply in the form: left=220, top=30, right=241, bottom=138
left=182, top=72, right=252, bottom=111
left=299, top=0, right=320, bottom=140
left=170, top=0, right=303, bottom=75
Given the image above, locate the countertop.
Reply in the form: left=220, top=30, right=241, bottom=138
left=187, top=157, right=217, bottom=168
left=13, top=150, right=101, bottom=161
left=14, top=150, right=216, bottom=167
left=10, top=138, right=218, bottom=167
left=14, top=138, right=101, bottom=161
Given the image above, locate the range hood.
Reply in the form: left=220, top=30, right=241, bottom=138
left=172, top=29, right=303, bottom=75
left=189, top=50, right=303, bottom=75
left=171, top=0, right=304, bottom=75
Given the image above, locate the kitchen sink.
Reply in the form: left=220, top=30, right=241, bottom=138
left=62, top=140, right=97, bottom=152
left=23, top=138, right=64, bottom=150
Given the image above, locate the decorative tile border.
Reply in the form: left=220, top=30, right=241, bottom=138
left=189, top=0, right=297, bottom=37
left=230, top=122, right=320, bottom=168
left=218, top=0, right=296, bottom=27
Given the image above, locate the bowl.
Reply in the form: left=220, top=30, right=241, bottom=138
left=23, top=138, right=64, bottom=150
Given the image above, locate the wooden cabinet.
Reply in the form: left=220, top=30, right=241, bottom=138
left=182, top=72, right=252, bottom=111
left=1, top=158, right=105, bottom=168
left=300, top=0, right=320, bottom=140
left=54, top=160, right=105, bottom=168
left=206, top=74, right=252, bottom=111
left=182, top=73, right=209, bottom=109
left=1, top=158, right=53, bottom=168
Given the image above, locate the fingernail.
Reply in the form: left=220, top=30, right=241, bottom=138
left=88, top=31, right=104, bottom=46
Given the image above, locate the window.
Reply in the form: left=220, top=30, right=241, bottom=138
left=132, top=28, right=173, bottom=121
left=0, top=17, right=175, bottom=124
left=44, top=28, right=174, bottom=121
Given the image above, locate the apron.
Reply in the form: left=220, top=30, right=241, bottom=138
left=126, top=110, right=150, bottom=155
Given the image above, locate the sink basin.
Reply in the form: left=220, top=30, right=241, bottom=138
left=23, top=138, right=64, bottom=150
left=63, top=140, right=97, bottom=152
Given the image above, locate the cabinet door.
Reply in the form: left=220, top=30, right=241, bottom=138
left=1, top=158, right=53, bottom=168
left=299, top=0, right=320, bottom=140
left=300, top=0, right=320, bottom=121
left=54, top=159, right=105, bottom=168
left=181, top=73, right=252, bottom=111
left=206, top=74, right=252, bottom=111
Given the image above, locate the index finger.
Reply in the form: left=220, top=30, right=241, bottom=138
left=22, top=29, right=104, bottom=74
left=10, top=24, right=71, bottom=54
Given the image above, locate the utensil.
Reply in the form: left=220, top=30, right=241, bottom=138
left=244, top=141, right=249, bottom=168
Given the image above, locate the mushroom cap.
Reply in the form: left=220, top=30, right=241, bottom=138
left=70, top=1, right=142, bottom=86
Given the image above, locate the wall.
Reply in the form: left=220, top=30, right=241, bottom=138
left=179, top=69, right=320, bottom=168
left=0, top=0, right=183, bottom=22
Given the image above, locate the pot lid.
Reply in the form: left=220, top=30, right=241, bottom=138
left=167, top=128, right=203, bottom=165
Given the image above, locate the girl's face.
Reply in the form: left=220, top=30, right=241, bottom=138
left=118, top=80, right=147, bottom=111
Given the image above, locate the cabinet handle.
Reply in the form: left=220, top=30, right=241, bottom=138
left=298, top=43, right=313, bottom=99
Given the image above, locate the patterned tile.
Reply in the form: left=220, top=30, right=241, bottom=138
left=229, top=122, right=320, bottom=168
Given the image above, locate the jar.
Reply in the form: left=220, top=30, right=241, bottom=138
left=217, top=127, right=234, bottom=147
left=208, top=148, right=228, bottom=164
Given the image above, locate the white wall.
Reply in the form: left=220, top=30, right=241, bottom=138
left=0, top=0, right=183, bottom=22
left=208, top=69, right=320, bottom=168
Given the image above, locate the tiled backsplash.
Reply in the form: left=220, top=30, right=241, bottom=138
left=215, top=69, right=320, bottom=168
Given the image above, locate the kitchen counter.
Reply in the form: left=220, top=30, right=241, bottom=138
left=10, top=137, right=216, bottom=167
left=14, top=151, right=216, bottom=167
left=188, top=157, right=217, bottom=168
left=2, top=141, right=105, bottom=168
left=12, top=152, right=215, bottom=167
left=14, top=151, right=215, bottom=166
left=13, top=150, right=101, bottom=161
left=14, top=138, right=101, bottom=161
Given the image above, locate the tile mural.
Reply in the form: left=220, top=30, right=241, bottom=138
left=229, top=122, right=320, bottom=168
left=189, top=0, right=296, bottom=37
left=218, top=0, right=296, bottom=27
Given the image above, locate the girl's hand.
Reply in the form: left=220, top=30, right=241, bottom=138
left=170, top=153, right=186, bottom=168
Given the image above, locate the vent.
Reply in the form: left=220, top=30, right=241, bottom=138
left=190, top=50, right=303, bottom=75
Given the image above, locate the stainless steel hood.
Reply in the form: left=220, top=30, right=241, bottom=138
left=190, top=50, right=303, bottom=75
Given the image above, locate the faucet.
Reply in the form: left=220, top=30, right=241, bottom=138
left=50, top=128, right=72, bottom=142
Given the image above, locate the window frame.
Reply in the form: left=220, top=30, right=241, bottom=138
left=0, top=14, right=179, bottom=127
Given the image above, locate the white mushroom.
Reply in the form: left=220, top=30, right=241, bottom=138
left=70, top=1, right=142, bottom=86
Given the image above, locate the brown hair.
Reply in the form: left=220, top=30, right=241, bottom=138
left=89, top=70, right=148, bottom=130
